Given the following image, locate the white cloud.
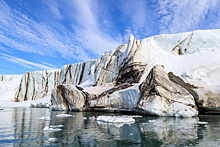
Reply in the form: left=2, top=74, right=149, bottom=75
left=43, top=0, right=63, bottom=19
left=65, top=0, right=121, bottom=55
left=1, top=53, right=57, bottom=71
left=0, top=0, right=122, bottom=64
left=0, top=1, right=89, bottom=61
left=121, top=0, right=148, bottom=27
left=156, top=0, right=220, bottom=34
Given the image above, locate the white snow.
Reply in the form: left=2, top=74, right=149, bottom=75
left=0, top=74, right=22, bottom=102
left=141, top=30, right=220, bottom=87
left=78, top=63, right=96, bottom=88
left=1, top=96, right=51, bottom=108
left=96, top=115, right=135, bottom=124
left=83, top=83, right=114, bottom=94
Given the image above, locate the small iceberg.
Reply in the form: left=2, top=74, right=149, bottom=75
left=56, top=114, right=73, bottom=117
left=48, top=138, right=56, bottom=142
left=50, top=125, right=64, bottom=128
left=39, top=116, right=51, bottom=121
left=0, top=107, right=3, bottom=110
left=43, top=126, right=62, bottom=132
left=96, top=115, right=135, bottom=124
left=149, top=120, right=156, bottom=123
left=198, top=121, right=208, bottom=125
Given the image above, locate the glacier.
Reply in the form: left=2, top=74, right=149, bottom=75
left=1, top=29, right=220, bottom=117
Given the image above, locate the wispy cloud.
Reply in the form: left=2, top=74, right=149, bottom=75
left=65, top=0, right=121, bottom=54
left=1, top=53, right=57, bottom=71
left=156, top=0, right=220, bottom=34
left=0, top=0, right=121, bottom=62
left=109, top=0, right=151, bottom=41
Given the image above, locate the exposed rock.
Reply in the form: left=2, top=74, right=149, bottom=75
left=51, top=82, right=140, bottom=112
left=193, top=88, right=220, bottom=113
left=136, top=65, right=198, bottom=117
left=51, top=84, right=85, bottom=111
left=168, top=72, right=220, bottom=113
left=116, top=63, right=146, bottom=85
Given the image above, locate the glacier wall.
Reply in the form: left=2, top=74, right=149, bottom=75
left=0, top=75, right=22, bottom=102
left=1, top=29, right=220, bottom=111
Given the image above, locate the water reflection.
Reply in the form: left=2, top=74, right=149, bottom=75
left=0, top=108, right=220, bottom=146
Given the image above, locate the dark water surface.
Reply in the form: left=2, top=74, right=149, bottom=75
left=0, top=108, right=220, bottom=147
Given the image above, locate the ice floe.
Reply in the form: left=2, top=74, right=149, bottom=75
left=43, top=126, right=62, bottom=132
left=39, top=116, right=51, bottom=121
left=198, top=121, right=208, bottom=125
left=50, top=125, right=64, bottom=128
left=56, top=114, right=73, bottom=117
left=96, top=115, right=135, bottom=124
left=48, top=138, right=56, bottom=142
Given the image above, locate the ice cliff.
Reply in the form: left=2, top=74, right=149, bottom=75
left=1, top=29, right=220, bottom=117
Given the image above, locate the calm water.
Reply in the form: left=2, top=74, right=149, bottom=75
left=0, top=108, right=220, bottom=147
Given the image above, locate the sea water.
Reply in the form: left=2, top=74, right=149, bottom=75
left=0, top=108, right=220, bottom=147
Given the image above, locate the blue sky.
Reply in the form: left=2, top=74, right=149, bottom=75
left=0, top=0, right=220, bottom=74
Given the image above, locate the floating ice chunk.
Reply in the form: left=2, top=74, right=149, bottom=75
left=149, top=120, right=156, bottom=123
left=129, top=133, right=134, bottom=135
left=43, top=126, right=50, bottom=130
left=198, top=121, right=208, bottom=125
left=89, top=116, right=95, bottom=120
left=48, top=138, right=56, bottom=142
left=56, top=114, right=73, bottom=117
left=128, top=115, right=142, bottom=118
left=43, top=126, right=62, bottom=132
left=39, top=116, right=51, bottom=121
left=50, top=125, right=64, bottom=128
left=96, top=115, right=135, bottom=124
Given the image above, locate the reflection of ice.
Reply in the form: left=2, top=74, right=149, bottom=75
left=140, top=117, right=199, bottom=146
left=96, top=122, right=141, bottom=144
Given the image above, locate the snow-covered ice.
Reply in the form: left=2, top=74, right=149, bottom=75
left=1, top=96, right=51, bottom=108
